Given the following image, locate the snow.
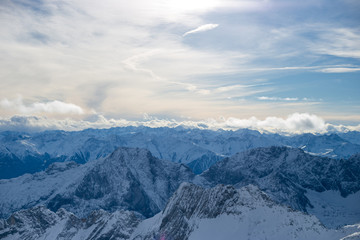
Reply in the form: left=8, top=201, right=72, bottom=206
left=306, top=190, right=360, bottom=228
left=130, top=212, right=163, bottom=237
left=188, top=213, right=339, bottom=240
left=0, top=161, right=90, bottom=218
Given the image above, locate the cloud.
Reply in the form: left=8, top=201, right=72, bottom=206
left=0, top=97, right=84, bottom=115
left=317, top=67, right=360, bottom=73
left=183, top=24, right=219, bottom=37
left=0, top=0, right=359, bottom=122
left=0, top=113, right=359, bottom=134
left=310, top=28, right=360, bottom=59
left=258, top=96, right=299, bottom=101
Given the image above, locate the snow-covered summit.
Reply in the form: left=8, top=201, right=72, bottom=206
left=198, top=146, right=360, bottom=227
left=0, top=147, right=195, bottom=219
left=132, top=183, right=353, bottom=240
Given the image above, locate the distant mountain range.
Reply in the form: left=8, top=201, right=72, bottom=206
left=1, top=127, right=360, bottom=178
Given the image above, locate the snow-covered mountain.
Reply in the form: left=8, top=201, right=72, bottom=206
left=1, top=127, right=360, bottom=178
left=280, top=133, right=360, bottom=159
left=0, top=206, right=141, bottom=240
left=133, top=183, right=357, bottom=240
left=0, top=147, right=194, bottom=219
left=339, top=131, right=360, bottom=145
left=2, top=183, right=359, bottom=240
left=198, top=146, right=360, bottom=228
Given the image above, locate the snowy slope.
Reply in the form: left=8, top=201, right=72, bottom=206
left=132, top=183, right=354, bottom=240
left=0, top=147, right=194, bottom=219
left=281, top=133, right=360, bottom=159
left=339, top=131, right=360, bottom=145
left=198, top=146, right=360, bottom=227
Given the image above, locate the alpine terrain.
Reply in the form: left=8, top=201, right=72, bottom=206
left=1, top=127, right=360, bottom=178
left=0, top=128, right=359, bottom=239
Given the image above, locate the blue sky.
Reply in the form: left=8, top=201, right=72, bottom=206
left=0, top=0, right=359, bottom=132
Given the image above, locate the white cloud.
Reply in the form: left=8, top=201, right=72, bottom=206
left=0, top=113, right=358, bottom=134
left=258, top=96, right=299, bottom=101
left=0, top=97, right=84, bottom=115
left=317, top=67, right=360, bottom=73
left=183, top=24, right=219, bottom=37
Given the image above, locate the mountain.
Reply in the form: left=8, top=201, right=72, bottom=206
left=0, top=147, right=194, bottom=219
left=132, top=183, right=355, bottom=240
left=198, top=146, right=360, bottom=227
left=281, top=133, right=360, bottom=159
left=2, top=183, right=358, bottom=240
left=1, top=127, right=360, bottom=179
left=0, top=206, right=141, bottom=240
left=339, top=131, right=360, bottom=145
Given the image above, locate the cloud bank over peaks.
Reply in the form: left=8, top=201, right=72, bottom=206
left=183, top=24, right=219, bottom=37
left=0, top=97, right=84, bottom=115
left=0, top=113, right=359, bottom=134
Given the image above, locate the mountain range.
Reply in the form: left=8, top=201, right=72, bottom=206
left=1, top=146, right=359, bottom=228
left=0, top=127, right=360, bottom=239
left=1, top=127, right=360, bottom=178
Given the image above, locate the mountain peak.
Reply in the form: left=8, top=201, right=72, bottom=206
left=199, top=146, right=360, bottom=227
left=0, top=147, right=194, bottom=219
left=133, top=183, right=340, bottom=240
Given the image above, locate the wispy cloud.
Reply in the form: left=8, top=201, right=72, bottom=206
left=183, top=24, right=219, bottom=37
left=258, top=96, right=299, bottom=101
left=0, top=97, right=84, bottom=115
left=311, top=28, right=360, bottom=59
left=317, top=67, right=360, bottom=73
left=122, top=50, right=164, bottom=81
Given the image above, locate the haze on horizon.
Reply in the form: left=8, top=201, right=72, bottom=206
left=0, top=0, right=359, bottom=133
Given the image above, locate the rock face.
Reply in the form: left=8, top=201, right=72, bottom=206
left=0, top=147, right=194, bottom=219
left=1, top=127, right=360, bottom=178
left=198, top=146, right=360, bottom=227
left=131, top=183, right=348, bottom=240
left=0, top=206, right=141, bottom=240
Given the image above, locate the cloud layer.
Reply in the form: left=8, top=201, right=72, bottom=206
left=0, top=113, right=359, bottom=134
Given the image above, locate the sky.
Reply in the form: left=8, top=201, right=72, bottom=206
left=0, top=0, right=359, bottom=133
